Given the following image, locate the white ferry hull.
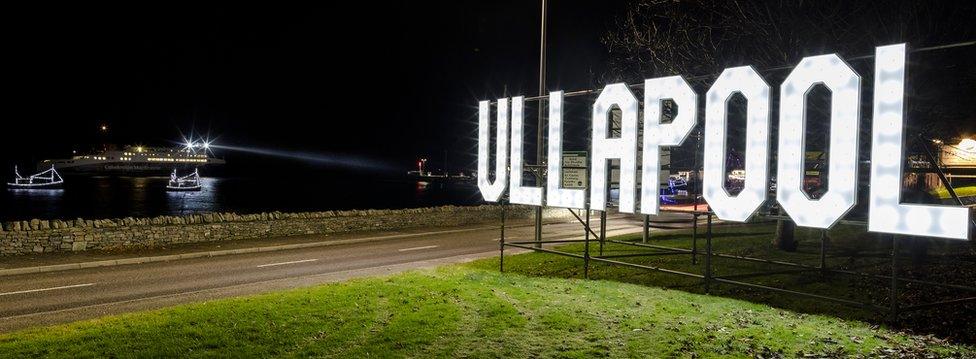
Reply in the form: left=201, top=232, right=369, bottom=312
left=46, top=162, right=221, bottom=176
left=40, top=146, right=225, bottom=177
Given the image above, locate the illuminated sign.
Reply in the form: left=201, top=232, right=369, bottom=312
left=867, top=44, right=969, bottom=239
left=476, top=43, right=971, bottom=240
left=546, top=91, right=586, bottom=208
left=508, top=96, right=543, bottom=206
left=590, top=83, right=639, bottom=212
left=776, top=54, right=861, bottom=229
left=641, top=76, right=697, bottom=215
left=477, top=99, right=508, bottom=202
left=702, top=66, right=771, bottom=222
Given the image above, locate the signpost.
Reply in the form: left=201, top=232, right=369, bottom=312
left=561, top=151, right=587, bottom=189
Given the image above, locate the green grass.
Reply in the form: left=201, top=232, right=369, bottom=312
left=931, top=185, right=976, bottom=199
left=1, top=224, right=973, bottom=358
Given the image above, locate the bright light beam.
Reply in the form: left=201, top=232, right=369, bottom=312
left=207, top=144, right=397, bottom=172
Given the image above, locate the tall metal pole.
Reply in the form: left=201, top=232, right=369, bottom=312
left=819, top=230, right=828, bottom=278
left=584, top=207, right=591, bottom=279
left=692, top=129, right=702, bottom=211
left=704, top=213, right=713, bottom=294
left=642, top=214, right=649, bottom=243
left=599, top=210, right=607, bottom=256
left=534, top=0, right=548, bottom=248
left=691, top=213, right=698, bottom=265
left=500, top=203, right=506, bottom=272
left=890, top=235, right=899, bottom=321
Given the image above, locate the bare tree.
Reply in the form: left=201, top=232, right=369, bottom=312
left=601, top=0, right=976, bottom=250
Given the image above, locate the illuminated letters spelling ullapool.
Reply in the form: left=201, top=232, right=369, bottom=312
left=476, top=43, right=971, bottom=240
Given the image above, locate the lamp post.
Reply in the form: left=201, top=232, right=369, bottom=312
left=534, top=0, right=548, bottom=248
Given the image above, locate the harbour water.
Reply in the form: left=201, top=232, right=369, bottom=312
left=0, top=173, right=482, bottom=221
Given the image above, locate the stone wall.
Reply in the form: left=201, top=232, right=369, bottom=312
left=0, top=205, right=573, bottom=256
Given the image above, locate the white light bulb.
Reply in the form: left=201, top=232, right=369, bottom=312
left=546, top=91, right=585, bottom=209
left=776, top=53, right=861, bottom=229
left=640, top=76, right=697, bottom=215
left=702, top=66, right=771, bottom=222
left=509, top=96, right=543, bottom=206
left=867, top=43, right=970, bottom=240
left=477, top=99, right=509, bottom=202
left=590, top=83, right=639, bottom=212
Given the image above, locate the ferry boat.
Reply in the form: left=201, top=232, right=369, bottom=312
left=39, top=145, right=225, bottom=176
left=166, top=168, right=202, bottom=191
left=7, top=165, right=64, bottom=189
left=406, top=157, right=475, bottom=183
left=407, top=170, right=476, bottom=183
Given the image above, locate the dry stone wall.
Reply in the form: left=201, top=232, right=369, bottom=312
left=0, top=205, right=573, bottom=256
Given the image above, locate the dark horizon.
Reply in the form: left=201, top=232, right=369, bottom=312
left=5, top=2, right=620, bottom=176
left=5, top=2, right=974, bottom=178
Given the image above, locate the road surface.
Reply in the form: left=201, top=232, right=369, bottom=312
left=0, top=213, right=674, bottom=332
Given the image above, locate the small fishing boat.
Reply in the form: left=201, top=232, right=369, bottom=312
left=166, top=168, right=202, bottom=191
left=7, top=165, right=64, bottom=189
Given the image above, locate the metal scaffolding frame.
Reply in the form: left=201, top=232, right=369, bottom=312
left=490, top=39, right=975, bottom=320
left=499, top=205, right=976, bottom=320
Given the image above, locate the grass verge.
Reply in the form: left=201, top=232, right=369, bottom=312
left=1, top=224, right=973, bottom=357
left=931, top=185, right=976, bottom=199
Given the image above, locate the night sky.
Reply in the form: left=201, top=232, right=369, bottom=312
left=5, top=2, right=622, bottom=175
left=4, top=2, right=974, bottom=177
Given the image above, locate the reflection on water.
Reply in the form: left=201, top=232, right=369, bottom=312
left=166, top=177, right=217, bottom=215
left=6, top=188, right=65, bottom=221
left=415, top=181, right=429, bottom=194
left=0, top=175, right=481, bottom=221
left=7, top=189, right=65, bottom=197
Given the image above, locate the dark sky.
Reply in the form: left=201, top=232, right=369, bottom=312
left=4, top=2, right=973, bottom=176
left=5, top=2, right=623, bottom=174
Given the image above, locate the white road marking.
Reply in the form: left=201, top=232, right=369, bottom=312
left=397, top=245, right=438, bottom=252
left=0, top=250, right=509, bottom=327
left=256, top=259, right=319, bottom=268
left=0, top=283, right=96, bottom=297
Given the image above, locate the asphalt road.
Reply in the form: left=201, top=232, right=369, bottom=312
left=0, top=213, right=666, bottom=332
